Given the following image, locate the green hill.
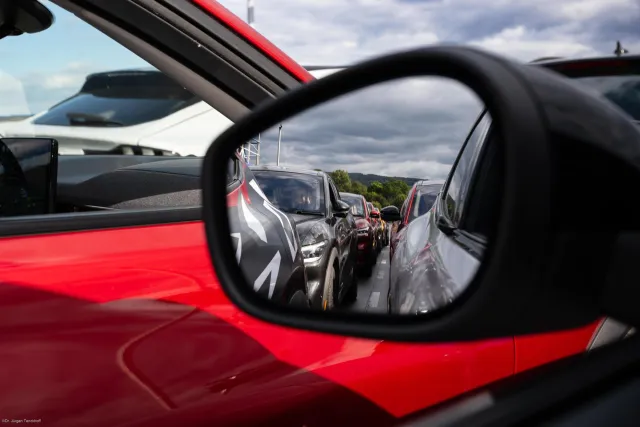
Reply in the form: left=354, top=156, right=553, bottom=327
left=347, top=172, right=423, bottom=187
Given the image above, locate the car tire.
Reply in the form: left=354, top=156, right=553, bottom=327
left=289, top=290, right=310, bottom=308
left=343, top=267, right=358, bottom=304
left=321, top=248, right=338, bottom=310
left=362, top=245, right=375, bottom=277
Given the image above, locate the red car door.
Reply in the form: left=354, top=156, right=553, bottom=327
left=0, top=1, right=591, bottom=426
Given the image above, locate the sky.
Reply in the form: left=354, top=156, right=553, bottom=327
left=0, top=0, right=639, bottom=179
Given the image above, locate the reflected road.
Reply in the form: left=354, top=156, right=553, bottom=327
left=344, top=246, right=390, bottom=314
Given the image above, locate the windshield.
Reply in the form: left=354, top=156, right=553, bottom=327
left=341, top=194, right=366, bottom=217
left=408, top=184, right=442, bottom=223
left=33, top=73, right=200, bottom=127
left=253, top=171, right=325, bottom=215
left=573, top=75, right=640, bottom=121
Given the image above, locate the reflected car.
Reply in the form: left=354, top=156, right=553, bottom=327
left=251, top=166, right=358, bottom=310
left=340, top=192, right=378, bottom=276
left=227, top=157, right=309, bottom=307
left=390, top=180, right=444, bottom=261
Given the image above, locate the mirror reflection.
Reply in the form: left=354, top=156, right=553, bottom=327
left=227, top=76, right=498, bottom=316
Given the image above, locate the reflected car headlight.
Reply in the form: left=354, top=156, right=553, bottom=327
left=301, top=240, right=328, bottom=264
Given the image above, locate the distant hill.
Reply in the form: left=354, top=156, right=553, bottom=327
left=347, top=172, right=424, bottom=187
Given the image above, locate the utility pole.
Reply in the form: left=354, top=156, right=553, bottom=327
left=247, top=0, right=255, bottom=27
left=241, top=0, right=260, bottom=165
left=276, top=124, right=282, bottom=166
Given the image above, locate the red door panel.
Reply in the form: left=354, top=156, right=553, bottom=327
left=0, top=222, right=513, bottom=425
left=514, top=323, right=598, bottom=373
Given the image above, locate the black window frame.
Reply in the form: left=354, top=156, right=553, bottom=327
left=327, top=176, right=341, bottom=207
left=437, top=110, right=494, bottom=255
left=440, top=111, right=492, bottom=227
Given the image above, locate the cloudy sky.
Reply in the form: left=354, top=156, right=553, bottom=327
left=217, top=0, right=640, bottom=178
left=0, top=0, right=638, bottom=179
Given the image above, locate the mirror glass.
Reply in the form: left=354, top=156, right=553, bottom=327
left=226, top=75, right=500, bottom=316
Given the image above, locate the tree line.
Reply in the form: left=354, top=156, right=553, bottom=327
left=328, top=169, right=411, bottom=209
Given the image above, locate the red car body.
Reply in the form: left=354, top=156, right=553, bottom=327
left=0, top=1, right=603, bottom=426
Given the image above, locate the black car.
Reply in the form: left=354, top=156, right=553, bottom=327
left=227, top=155, right=309, bottom=307
left=251, top=165, right=359, bottom=310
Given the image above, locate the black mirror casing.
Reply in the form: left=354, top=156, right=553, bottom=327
left=381, top=206, right=401, bottom=222
left=333, top=200, right=350, bottom=217
left=202, top=45, right=640, bottom=342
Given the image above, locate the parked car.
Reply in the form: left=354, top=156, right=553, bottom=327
left=390, top=180, right=445, bottom=261
left=0, top=68, right=233, bottom=156
left=340, top=192, right=379, bottom=276
left=250, top=165, right=359, bottom=309
left=0, top=1, right=636, bottom=426
left=228, top=157, right=308, bottom=307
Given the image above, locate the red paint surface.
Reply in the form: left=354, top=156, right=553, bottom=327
left=0, top=222, right=517, bottom=425
left=0, top=222, right=598, bottom=425
left=191, top=0, right=313, bottom=83
left=514, top=323, right=599, bottom=373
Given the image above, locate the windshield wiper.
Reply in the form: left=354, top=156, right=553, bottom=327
left=67, top=112, right=124, bottom=127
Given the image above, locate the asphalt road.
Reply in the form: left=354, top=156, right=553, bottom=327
left=346, top=246, right=390, bottom=314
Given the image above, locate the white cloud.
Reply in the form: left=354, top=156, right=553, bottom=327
left=0, top=71, right=31, bottom=116
left=218, top=0, right=640, bottom=179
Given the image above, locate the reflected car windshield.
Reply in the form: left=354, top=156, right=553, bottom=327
left=408, top=184, right=442, bottom=223
left=341, top=194, right=365, bottom=216
left=253, top=171, right=325, bottom=214
left=573, top=75, right=640, bottom=122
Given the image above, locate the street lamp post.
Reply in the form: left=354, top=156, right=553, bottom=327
left=276, top=124, right=282, bottom=166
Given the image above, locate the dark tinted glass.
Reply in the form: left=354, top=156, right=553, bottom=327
left=253, top=171, right=325, bottom=214
left=341, top=194, right=365, bottom=216
left=407, top=184, right=442, bottom=223
left=444, top=112, right=492, bottom=224
left=33, top=93, right=199, bottom=127
left=574, top=75, right=640, bottom=121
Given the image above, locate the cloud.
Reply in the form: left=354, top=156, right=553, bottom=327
left=219, top=0, right=640, bottom=179
left=255, top=76, right=483, bottom=179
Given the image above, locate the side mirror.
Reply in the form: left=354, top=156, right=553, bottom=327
left=381, top=206, right=401, bottom=222
left=333, top=200, right=350, bottom=217
left=202, top=45, right=640, bottom=343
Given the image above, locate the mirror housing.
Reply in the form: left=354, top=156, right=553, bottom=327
left=333, top=200, right=350, bottom=217
left=0, top=0, right=55, bottom=38
left=381, top=206, right=401, bottom=222
left=202, top=45, right=640, bottom=342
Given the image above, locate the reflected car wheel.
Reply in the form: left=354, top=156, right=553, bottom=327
left=322, top=249, right=338, bottom=310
